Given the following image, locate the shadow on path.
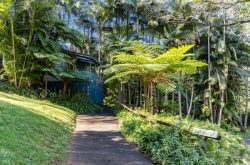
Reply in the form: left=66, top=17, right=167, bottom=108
left=66, top=108, right=152, bottom=165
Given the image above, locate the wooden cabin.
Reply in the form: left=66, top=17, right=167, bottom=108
left=44, top=50, right=103, bottom=105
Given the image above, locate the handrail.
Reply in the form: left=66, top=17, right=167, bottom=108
left=119, top=103, right=221, bottom=140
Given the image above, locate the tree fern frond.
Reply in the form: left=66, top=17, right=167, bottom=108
left=105, top=70, right=142, bottom=83
left=153, top=45, right=194, bottom=64
left=114, top=54, right=151, bottom=64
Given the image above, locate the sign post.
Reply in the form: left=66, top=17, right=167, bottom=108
left=192, top=128, right=220, bottom=140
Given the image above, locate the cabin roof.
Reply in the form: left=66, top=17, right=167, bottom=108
left=62, top=49, right=100, bottom=66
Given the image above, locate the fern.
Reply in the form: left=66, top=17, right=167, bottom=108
left=105, top=42, right=206, bottom=85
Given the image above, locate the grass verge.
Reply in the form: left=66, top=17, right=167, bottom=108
left=0, top=92, right=76, bottom=165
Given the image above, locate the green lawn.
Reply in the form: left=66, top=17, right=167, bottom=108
left=0, top=92, right=76, bottom=165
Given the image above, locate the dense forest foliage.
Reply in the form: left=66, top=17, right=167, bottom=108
left=1, top=0, right=250, bottom=164
left=0, top=0, right=250, bottom=128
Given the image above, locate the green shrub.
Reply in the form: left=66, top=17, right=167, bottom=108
left=103, top=88, right=118, bottom=107
left=115, top=108, right=249, bottom=165
left=55, top=100, right=102, bottom=114
left=53, top=93, right=102, bottom=114
left=0, top=81, right=40, bottom=99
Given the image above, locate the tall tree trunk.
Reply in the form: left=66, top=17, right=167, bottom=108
left=10, top=16, right=17, bottom=87
left=218, top=7, right=227, bottom=126
left=208, top=27, right=213, bottom=123
left=136, top=13, right=139, bottom=33
left=178, top=80, right=182, bottom=117
left=87, top=27, right=90, bottom=54
left=18, top=11, right=34, bottom=88
left=187, top=79, right=194, bottom=117
left=218, top=91, right=224, bottom=126
left=150, top=81, right=156, bottom=115
left=118, top=83, right=122, bottom=103
left=185, top=88, right=189, bottom=115
left=117, top=17, right=120, bottom=40
left=165, top=89, right=168, bottom=102
left=244, top=74, right=249, bottom=131
left=143, top=82, right=147, bottom=110
left=128, top=83, right=131, bottom=107
left=115, top=13, right=119, bottom=34
left=137, top=81, right=141, bottom=107
left=126, top=11, right=129, bottom=39
left=192, top=92, right=196, bottom=119
left=121, top=84, right=125, bottom=104
left=98, top=22, right=102, bottom=62
left=172, top=92, right=174, bottom=104
left=239, top=95, right=244, bottom=131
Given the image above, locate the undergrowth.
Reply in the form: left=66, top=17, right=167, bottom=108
left=55, top=100, right=102, bottom=114
left=0, top=81, right=102, bottom=115
left=114, top=107, right=249, bottom=165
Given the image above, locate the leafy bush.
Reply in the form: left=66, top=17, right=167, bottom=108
left=103, top=85, right=118, bottom=107
left=0, top=81, right=40, bottom=98
left=114, top=108, right=249, bottom=165
left=53, top=93, right=102, bottom=114
left=55, top=100, right=102, bottom=114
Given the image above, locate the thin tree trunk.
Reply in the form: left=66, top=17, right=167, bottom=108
left=98, top=22, right=102, bottom=62
left=87, top=27, right=90, bottom=54
left=115, top=13, right=118, bottom=34
left=218, top=6, right=227, bottom=126
left=244, top=75, right=249, bottom=131
left=172, top=92, right=174, bottom=104
left=208, top=27, right=213, bottom=123
left=126, top=11, right=129, bottom=39
left=178, top=80, right=182, bottom=117
left=187, top=79, right=194, bottom=117
left=185, top=88, right=189, bottom=115
left=118, top=83, right=122, bottom=103
left=10, top=16, right=17, bottom=87
left=137, top=81, right=141, bottom=107
left=165, top=89, right=168, bottom=102
left=128, top=84, right=131, bottom=107
left=239, top=96, right=244, bottom=131
left=218, top=91, right=224, bottom=126
left=18, top=11, right=34, bottom=88
left=121, top=84, right=125, bottom=104
left=147, top=84, right=150, bottom=96
left=150, top=81, right=156, bottom=115
left=192, top=92, right=196, bottom=119
left=136, top=13, right=139, bottom=33
left=143, top=82, right=147, bottom=110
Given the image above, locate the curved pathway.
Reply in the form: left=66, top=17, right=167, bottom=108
left=66, top=110, right=152, bottom=165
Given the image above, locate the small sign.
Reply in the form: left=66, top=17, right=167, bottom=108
left=192, top=128, right=219, bottom=139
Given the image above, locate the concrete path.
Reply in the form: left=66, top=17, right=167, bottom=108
left=66, top=110, right=152, bottom=165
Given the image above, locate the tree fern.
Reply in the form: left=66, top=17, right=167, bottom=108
left=104, top=41, right=206, bottom=114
